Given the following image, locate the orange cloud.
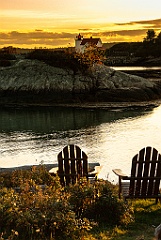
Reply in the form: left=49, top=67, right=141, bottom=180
left=0, top=18, right=161, bottom=48
left=116, top=18, right=161, bottom=28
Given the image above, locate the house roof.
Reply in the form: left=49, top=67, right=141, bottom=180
left=80, top=37, right=101, bottom=46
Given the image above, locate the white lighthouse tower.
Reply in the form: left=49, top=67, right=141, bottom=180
left=75, top=33, right=83, bottom=53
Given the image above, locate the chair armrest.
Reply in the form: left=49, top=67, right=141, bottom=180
left=88, top=166, right=102, bottom=180
left=113, top=169, right=129, bottom=198
left=49, top=167, right=58, bottom=175
left=89, top=166, right=102, bottom=175
left=113, top=169, right=128, bottom=178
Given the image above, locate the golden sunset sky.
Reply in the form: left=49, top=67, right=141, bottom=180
left=1, top=0, right=161, bottom=49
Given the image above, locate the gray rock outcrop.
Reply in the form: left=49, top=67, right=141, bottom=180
left=0, top=59, right=160, bottom=104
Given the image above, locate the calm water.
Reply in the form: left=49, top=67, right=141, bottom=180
left=113, top=66, right=161, bottom=71
left=1, top=104, right=161, bottom=182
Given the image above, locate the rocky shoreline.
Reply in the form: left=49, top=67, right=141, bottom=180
left=0, top=59, right=161, bottom=105
left=105, top=56, right=161, bottom=67
left=0, top=162, right=100, bottom=173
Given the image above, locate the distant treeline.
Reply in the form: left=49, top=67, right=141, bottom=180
left=105, top=29, right=161, bottom=58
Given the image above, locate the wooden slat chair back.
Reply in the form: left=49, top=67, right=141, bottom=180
left=58, top=145, right=88, bottom=186
left=113, top=146, right=161, bottom=203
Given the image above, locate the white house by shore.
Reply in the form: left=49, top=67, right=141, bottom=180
left=75, top=33, right=103, bottom=53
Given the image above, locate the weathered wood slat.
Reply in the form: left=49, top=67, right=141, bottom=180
left=148, top=148, right=158, bottom=195
left=70, top=145, right=76, bottom=184
left=64, top=145, right=71, bottom=185
left=154, top=154, right=161, bottom=196
left=141, top=147, right=151, bottom=196
left=135, top=147, right=145, bottom=196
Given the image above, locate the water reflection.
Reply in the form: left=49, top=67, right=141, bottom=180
left=113, top=66, right=161, bottom=71
left=0, top=105, right=158, bottom=182
left=0, top=106, right=152, bottom=133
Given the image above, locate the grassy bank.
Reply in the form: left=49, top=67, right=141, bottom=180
left=0, top=166, right=160, bottom=239
left=87, top=199, right=161, bottom=240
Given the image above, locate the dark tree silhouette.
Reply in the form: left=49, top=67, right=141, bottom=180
left=143, top=29, right=156, bottom=43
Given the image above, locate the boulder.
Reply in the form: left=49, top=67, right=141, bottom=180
left=0, top=59, right=160, bottom=104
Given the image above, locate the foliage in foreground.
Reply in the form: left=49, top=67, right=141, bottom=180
left=0, top=166, right=133, bottom=239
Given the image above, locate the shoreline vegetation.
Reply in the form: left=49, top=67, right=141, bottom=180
left=0, top=99, right=160, bottom=110
left=0, top=165, right=160, bottom=239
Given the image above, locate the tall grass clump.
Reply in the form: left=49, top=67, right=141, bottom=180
left=68, top=179, right=134, bottom=227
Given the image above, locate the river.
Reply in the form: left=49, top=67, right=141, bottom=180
left=0, top=103, right=161, bottom=183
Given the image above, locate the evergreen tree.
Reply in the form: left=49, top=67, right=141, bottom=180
left=143, top=29, right=156, bottom=43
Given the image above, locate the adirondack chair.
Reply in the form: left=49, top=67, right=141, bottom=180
left=113, top=146, right=161, bottom=203
left=56, top=145, right=99, bottom=186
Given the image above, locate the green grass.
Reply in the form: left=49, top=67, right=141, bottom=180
left=85, top=199, right=161, bottom=240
